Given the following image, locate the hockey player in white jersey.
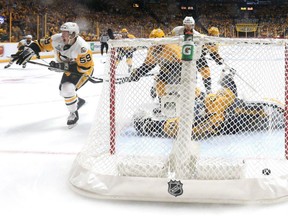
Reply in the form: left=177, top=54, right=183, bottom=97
left=169, top=16, right=200, bottom=37
left=14, top=22, right=94, bottom=128
left=4, top=35, right=34, bottom=69
left=170, top=17, right=224, bottom=94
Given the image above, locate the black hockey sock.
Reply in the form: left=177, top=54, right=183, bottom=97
left=203, top=77, right=212, bottom=94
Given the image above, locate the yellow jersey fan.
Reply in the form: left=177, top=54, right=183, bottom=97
left=208, top=27, right=220, bottom=37
left=121, top=28, right=128, bottom=33
left=119, top=28, right=135, bottom=39
left=149, top=28, right=165, bottom=38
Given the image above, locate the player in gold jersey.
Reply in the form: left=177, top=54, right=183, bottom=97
left=134, top=70, right=284, bottom=140
left=115, top=28, right=136, bottom=73
left=14, top=22, right=94, bottom=128
left=196, top=27, right=225, bottom=94
left=129, top=28, right=187, bottom=114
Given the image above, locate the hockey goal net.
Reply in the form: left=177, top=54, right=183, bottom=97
left=69, top=34, right=288, bottom=203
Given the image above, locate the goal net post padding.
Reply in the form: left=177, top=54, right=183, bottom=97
left=69, top=35, right=288, bottom=203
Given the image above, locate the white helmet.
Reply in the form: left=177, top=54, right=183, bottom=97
left=183, top=16, right=195, bottom=26
left=60, top=22, right=80, bottom=37
left=26, top=35, right=32, bottom=39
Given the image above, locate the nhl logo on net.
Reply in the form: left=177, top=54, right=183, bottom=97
left=262, top=168, right=271, bottom=176
left=168, top=180, right=183, bottom=197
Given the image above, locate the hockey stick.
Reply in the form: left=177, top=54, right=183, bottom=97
left=221, top=62, right=258, bottom=93
left=206, top=57, right=258, bottom=93
left=40, top=58, right=50, bottom=65
left=27, top=60, right=103, bottom=83
left=27, top=60, right=155, bottom=84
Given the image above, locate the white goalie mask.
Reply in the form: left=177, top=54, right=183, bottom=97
left=60, top=22, right=80, bottom=44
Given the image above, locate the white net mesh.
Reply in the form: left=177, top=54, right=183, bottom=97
left=70, top=35, right=288, bottom=203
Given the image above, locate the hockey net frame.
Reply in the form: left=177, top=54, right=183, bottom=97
left=69, top=35, right=288, bottom=203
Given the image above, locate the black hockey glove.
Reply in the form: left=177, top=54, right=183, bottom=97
left=15, top=43, right=41, bottom=65
left=10, top=53, right=21, bottom=62
left=49, top=61, right=77, bottom=73
left=129, top=68, right=142, bottom=82
left=129, top=64, right=156, bottom=82
left=217, top=58, right=224, bottom=65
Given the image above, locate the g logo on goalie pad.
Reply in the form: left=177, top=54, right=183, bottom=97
left=168, top=180, right=183, bottom=197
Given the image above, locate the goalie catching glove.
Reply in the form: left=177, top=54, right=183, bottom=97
left=15, top=43, right=41, bottom=65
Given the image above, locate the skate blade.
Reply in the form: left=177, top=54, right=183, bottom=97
left=68, top=123, right=77, bottom=129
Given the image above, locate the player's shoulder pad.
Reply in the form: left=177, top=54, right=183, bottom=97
left=19, top=39, right=26, bottom=44
left=193, top=30, right=201, bottom=36
left=51, top=33, right=61, bottom=41
left=49, top=33, right=62, bottom=44
left=75, top=36, right=91, bottom=54
left=172, top=26, right=184, bottom=36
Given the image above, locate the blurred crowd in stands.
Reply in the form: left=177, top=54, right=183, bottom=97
left=1, top=0, right=288, bottom=42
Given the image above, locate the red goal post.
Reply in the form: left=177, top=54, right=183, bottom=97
left=70, top=34, right=288, bottom=203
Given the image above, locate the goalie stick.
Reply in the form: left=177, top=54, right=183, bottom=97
left=221, top=62, right=258, bottom=93
left=192, top=14, right=257, bottom=92
left=27, top=60, right=155, bottom=84
left=206, top=57, right=258, bottom=93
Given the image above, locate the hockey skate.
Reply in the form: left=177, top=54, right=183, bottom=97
left=67, top=111, right=79, bottom=129
left=22, top=64, right=27, bottom=68
left=77, top=97, right=86, bottom=110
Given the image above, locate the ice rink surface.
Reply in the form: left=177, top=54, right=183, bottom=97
left=1, top=54, right=288, bottom=216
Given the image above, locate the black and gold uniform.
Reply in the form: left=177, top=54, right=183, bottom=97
left=134, top=73, right=284, bottom=140
left=130, top=28, right=182, bottom=98
left=4, top=35, right=34, bottom=69
left=196, top=27, right=224, bottom=94
left=130, top=28, right=205, bottom=114
left=13, top=22, right=94, bottom=128
left=34, top=33, right=94, bottom=90
left=116, top=28, right=136, bottom=72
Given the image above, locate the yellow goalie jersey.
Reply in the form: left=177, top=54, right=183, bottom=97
left=35, top=33, right=94, bottom=75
